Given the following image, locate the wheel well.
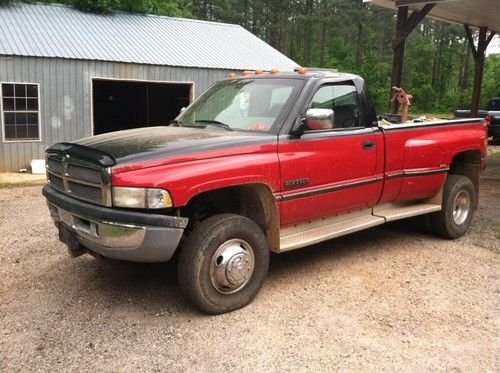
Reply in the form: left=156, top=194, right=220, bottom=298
left=180, top=184, right=280, bottom=252
left=449, top=150, right=481, bottom=209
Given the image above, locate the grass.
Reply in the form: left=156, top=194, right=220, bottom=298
left=495, top=223, right=500, bottom=240
left=0, top=181, right=46, bottom=188
left=488, top=150, right=500, bottom=159
left=410, top=112, right=454, bottom=119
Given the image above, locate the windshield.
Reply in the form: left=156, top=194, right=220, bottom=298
left=175, top=78, right=302, bottom=132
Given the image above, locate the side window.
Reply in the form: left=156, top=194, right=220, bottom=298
left=1, top=83, right=41, bottom=142
left=309, top=83, right=361, bottom=129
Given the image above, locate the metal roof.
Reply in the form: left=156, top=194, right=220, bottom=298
left=0, top=3, right=299, bottom=71
left=364, top=0, right=499, bottom=33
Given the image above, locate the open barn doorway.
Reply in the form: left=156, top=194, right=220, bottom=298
left=92, top=79, right=193, bottom=135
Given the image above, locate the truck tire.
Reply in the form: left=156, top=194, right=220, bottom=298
left=177, top=214, right=270, bottom=314
left=431, top=174, right=475, bottom=239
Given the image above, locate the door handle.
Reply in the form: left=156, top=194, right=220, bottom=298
left=362, top=140, right=375, bottom=150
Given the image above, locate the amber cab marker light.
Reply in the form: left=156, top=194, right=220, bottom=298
left=255, top=69, right=263, bottom=75
left=241, top=70, right=251, bottom=76
left=227, top=72, right=236, bottom=79
left=270, top=68, right=279, bottom=74
left=297, top=67, right=308, bottom=75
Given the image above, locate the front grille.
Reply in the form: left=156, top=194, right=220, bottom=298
left=68, top=181, right=103, bottom=201
left=45, top=153, right=111, bottom=206
left=48, top=173, right=64, bottom=190
left=47, top=158, right=63, bottom=175
left=66, top=164, right=102, bottom=184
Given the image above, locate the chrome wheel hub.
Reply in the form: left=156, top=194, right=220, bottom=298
left=210, top=239, right=255, bottom=294
left=452, top=189, right=470, bottom=225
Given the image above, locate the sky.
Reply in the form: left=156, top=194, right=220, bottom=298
left=486, top=35, right=499, bottom=56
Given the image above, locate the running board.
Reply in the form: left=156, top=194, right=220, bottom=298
left=280, top=209, right=384, bottom=252
left=372, top=202, right=441, bottom=222
left=279, top=202, right=442, bottom=252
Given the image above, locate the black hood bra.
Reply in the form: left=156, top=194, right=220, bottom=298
left=47, top=126, right=275, bottom=166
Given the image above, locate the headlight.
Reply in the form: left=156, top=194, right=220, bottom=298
left=112, top=187, right=173, bottom=209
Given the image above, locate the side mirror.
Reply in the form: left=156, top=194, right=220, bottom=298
left=304, top=108, right=334, bottom=131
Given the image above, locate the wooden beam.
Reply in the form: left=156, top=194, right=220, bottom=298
left=477, top=27, right=488, bottom=54
left=470, top=27, right=488, bottom=117
left=486, top=31, right=496, bottom=48
left=389, top=6, right=408, bottom=114
left=464, top=24, right=479, bottom=60
left=393, top=3, right=436, bottom=48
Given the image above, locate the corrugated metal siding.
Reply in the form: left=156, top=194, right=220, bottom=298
left=0, top=56, right=230, bottom=172
left=0, top=3, right=299, bottom=71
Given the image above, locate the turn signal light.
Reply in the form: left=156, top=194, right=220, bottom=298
left=229, top=69, right=280, bottom=78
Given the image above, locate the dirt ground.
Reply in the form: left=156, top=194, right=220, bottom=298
left=1, top=146, right=499, bottom=372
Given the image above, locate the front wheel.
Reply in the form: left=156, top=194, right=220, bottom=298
left=431, top=174, right=475, bottom=239
left=177, top=214, right=270, bottom=314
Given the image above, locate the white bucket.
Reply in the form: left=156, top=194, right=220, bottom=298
left=31, top=159, right=46, bottom=174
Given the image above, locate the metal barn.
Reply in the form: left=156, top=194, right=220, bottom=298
left=0, top=3, right=298, bottom=172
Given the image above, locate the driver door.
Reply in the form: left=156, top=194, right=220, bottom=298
left=278, top=82, right=383, bottom=226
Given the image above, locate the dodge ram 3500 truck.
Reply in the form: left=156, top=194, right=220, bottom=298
left=43, top=70, right=487, bottom=314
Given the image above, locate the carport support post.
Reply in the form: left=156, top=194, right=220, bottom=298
left=389, top=3, right=436, bottom=114
left=465, top=25, right=496, bottom=117
left=389, top=6, right=408, bottom=114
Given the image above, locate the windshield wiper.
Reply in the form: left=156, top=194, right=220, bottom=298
left=195, top=120, right=233, bottom=131
left=168, top=119, right=181, bottom=127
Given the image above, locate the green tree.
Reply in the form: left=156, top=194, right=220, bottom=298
left=481, top=54, right=500, bottom=107
left=73, top=0, right=118, bottom=13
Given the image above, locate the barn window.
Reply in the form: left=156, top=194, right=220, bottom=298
left=1, top=83, right=40, bottom=141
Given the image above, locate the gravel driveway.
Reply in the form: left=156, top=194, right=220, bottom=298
left=1, top=147, right=499, bottom=372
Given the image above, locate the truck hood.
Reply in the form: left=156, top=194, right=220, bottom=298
left=75, top=126, right=275, bottom=166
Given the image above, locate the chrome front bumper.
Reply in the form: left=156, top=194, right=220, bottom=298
left=43, top=185, right=188, bottom=262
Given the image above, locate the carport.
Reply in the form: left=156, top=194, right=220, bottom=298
left=364, top=0, right=499, bottom=116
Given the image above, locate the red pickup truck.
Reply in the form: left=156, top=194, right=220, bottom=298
left=43, top=70, right=487, bottom=314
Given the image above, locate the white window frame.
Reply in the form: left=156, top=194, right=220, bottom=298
left=1, top=82, right=42, bottom=143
